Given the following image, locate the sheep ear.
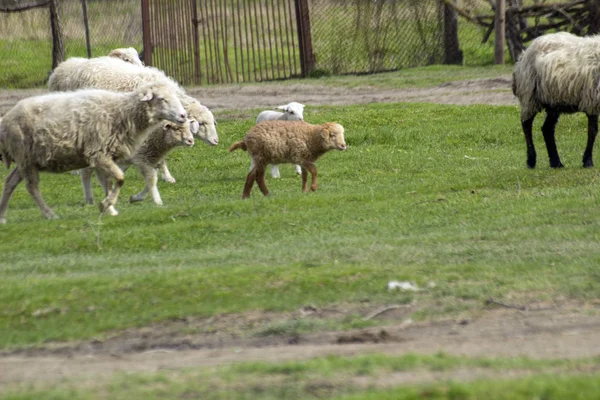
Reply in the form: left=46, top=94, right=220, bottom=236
left=320, top=127, right=329, bottom=139
left=190, top=120, right=200, bottom=134
left=276, top=105, right=287, bottom=111
left=140, top=90, right=154, bottom=102
left=163, top=123, right=173, bottom=130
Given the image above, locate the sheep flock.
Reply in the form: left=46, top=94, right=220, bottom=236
left=0, top=48, right=345, bottom=222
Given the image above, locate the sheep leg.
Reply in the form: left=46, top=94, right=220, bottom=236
left=80, top=167, right=95, bottom=205
left=94, top=169, right=118, bottom=216
left=242, top=169, right=256, bottom=199
left=271, top=164, right=281, bottom=179
left=0, top=168, right=24, bottom=224
left=23, top=167, right=58, bottom=220
left=131, top=164, right=162, bottom=205
left=541, top=110, right=563, bottom=168
left=294, top=164, right=302, bottom=175
left=522, top=116, right=536, bottom=168
left=301, top=166, right=308, bottom=192
left=304, top=163, right=318, bottom=192
left=583, top=114, right=598, bottom=168
left=255, top=165, right=269, bottom=196
left=160, top=160, right=176, bottom=183
left=95, top=159, right=125, bottom=214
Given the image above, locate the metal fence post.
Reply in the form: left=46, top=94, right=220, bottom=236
left=295, top=0, right=315, bottom=77
left=141, top=0, right=152, bottom=66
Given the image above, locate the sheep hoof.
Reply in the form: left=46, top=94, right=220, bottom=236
left=294, top=165, right=302, bottom=175
left=550, top=161, right=564, bottom=168
left=310, top=185, right=318, bottom=192
left=583, top=160, right=594, bottom=168
left=162, top=176, right=176, bottom=183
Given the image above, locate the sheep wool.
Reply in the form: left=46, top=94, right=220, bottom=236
left=513, top=32, right=600, bottom=168
left=229, top=120, right=346, bottom=199
left=0, top=83, right=187, bottom=223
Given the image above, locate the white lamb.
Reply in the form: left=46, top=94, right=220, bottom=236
left=0, top=83, right=187, bottom=223
left=86, top=119, right=195, bottom=211
left=254, top=102, right=305, bottom=178
left=513, top=32, right=600, bottom=168
left=48, top=55, right=218, bottom=183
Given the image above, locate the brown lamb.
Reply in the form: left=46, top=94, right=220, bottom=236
left=228, top=120, right=347, bottom=199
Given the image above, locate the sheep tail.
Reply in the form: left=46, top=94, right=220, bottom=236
left=228, top=141, right=247, bottom=152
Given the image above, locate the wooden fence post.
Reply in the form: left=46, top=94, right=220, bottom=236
left=443, top=0, right=462, bottom=65
left=49, top=0, right=64, bottom=69
left=494, top=0, right=505, bottom=64
left=295, top=0, right=315, bottom=77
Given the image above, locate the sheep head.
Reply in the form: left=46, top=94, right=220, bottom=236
left=184, top=99, right=219, bottom=146
left=320, top=123, right=347, bottom=151
left=163, top=120, right=195, bottom=147
left=276, top=102, right=305, bottom=121
left=139, top=84, right=187, bottom=125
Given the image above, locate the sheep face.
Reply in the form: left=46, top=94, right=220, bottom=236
left=163, top=120, right=195, bottom=147
left=277, top=102, right=305, bottom=121
left=321, top=123, right=347, bottom=151
left=186, top=100, right=219, bottom=146
left=139, top=84, right=187, bottom=125
left=108, top=47, right=143, bottom=66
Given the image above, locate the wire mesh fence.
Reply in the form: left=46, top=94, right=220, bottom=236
left=1, top=0, right=509, bottom=89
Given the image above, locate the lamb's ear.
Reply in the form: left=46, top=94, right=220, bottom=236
left=320, top=127, right=330, bottom=139
left=139, top=89, right=154, bottom=102
left=276, top=105, right=288, bottom=111
left=163, top=123, right=173, bottom=130
left=190, top=120, right=200, bottom=134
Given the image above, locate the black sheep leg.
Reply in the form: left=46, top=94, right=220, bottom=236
left=541, top=110, right=563, bottom=168
left=522, top=117, right=536, bottom=168
left=582, top=114, right=598, bottom=168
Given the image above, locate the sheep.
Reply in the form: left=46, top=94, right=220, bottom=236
left=254, top=102, right=305, bottom=178
left=512, top=32, right=600, bottom=168
left=79, top=103, right=216, bottom=212
left=0, top=83, right=187, bottom=223
left=228, top=121, right=347, bottom=199
left=85, top=119, right=195, bottom=212
left=48, top=54, right=218, bottom=184
left=108, top=47, right=143, bottom=66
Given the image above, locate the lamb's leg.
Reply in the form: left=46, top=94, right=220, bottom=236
left=80, top=167, right=95, bottom=205
left=541, top=110, right=563, bottom=168
left=256, top=165, right=269, bottom=196
left=23, top=167, right=58, bottom=220
left=583, top=114, right=598, bottom=168
left=95, top=159, right=125, bottom=214
left=0, top=168, right=24, bottom=224
left=160, top=160, right=176, bottom=183
left=522, top=116, right=536, bottom=168
left=304, top=162, right=318, bottom=192
left=301, top=166, right=308, bottom=192
left=294, top=164, right=302, bottom=175
left=242, top=169, right=257, bottom=199
left=131, top=164, right=162, bottom=205
left=271, top=164, right=281, bottom=179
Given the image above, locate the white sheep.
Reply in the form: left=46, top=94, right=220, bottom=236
left=512, top=32, right=600, bottom=168
left=108, top=47, right=143, bottom=66
left=254, top=102, right=305, bottom=178
left=48, top=55, right=218, bottom=182
left=0, top=83, right=187, bottom=223
left=85, top=119, right=194, bottom=212
left=229, top=120, right=347, bottom=199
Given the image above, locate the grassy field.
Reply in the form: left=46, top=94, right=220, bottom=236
left=2, top=66, right=600, bottom=396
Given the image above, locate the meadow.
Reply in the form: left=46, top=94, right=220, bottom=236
left=2, top=64, right=600, bottom=397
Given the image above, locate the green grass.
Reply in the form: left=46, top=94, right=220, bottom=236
left=1, top=101, right=600, bottom=349
left=4, top=353, right=600, bottom=399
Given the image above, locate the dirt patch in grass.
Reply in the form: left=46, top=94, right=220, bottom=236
left=2, top=301, right=600, bottom=387
left=0, top=76, right=516, bottom=118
